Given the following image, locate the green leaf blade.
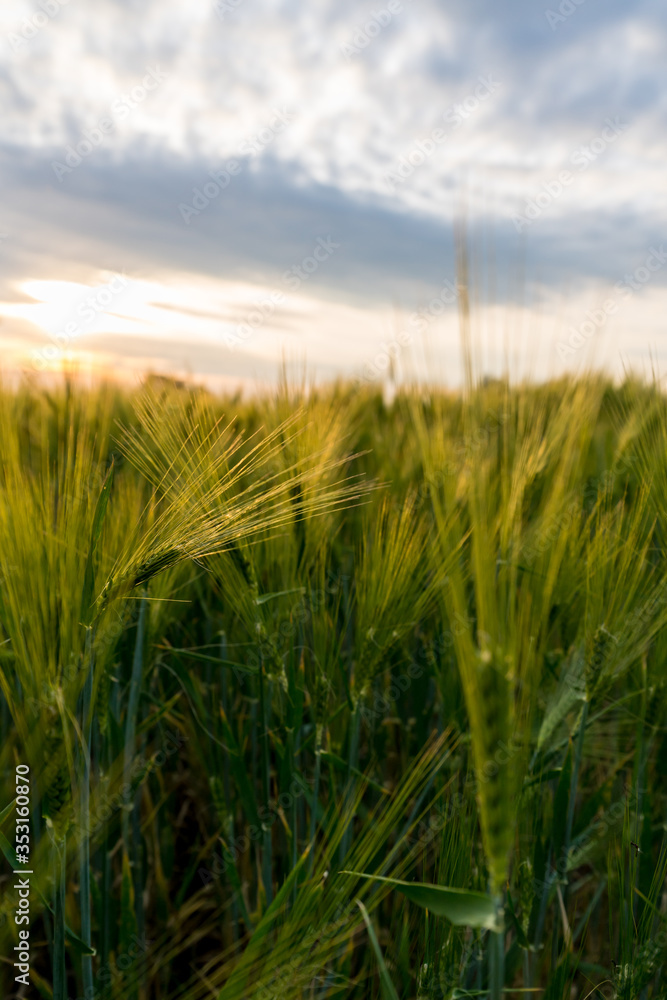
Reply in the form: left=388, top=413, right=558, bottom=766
left=342, top=872, right=500, bottom=930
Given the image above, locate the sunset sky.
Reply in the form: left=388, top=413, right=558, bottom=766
left=1, top=0, right=665, bottom=389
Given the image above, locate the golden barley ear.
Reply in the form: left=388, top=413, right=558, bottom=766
left=42, top=729, right=73, bottom=842
left=96, top=662, right=112, bottom=737
left=585, top=623, right=613, bottom=700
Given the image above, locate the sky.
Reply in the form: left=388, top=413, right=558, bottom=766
left=0, top=0, right=665, bottom=390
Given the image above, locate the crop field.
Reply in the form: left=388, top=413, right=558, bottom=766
left=1, top=371, right=667, bottom=999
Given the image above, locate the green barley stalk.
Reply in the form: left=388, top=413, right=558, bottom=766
left=412, top=344, right=609, bottom=998
left=340, top=493, right=434, bottom=860
left=52, top=832, right=67, bottom=1000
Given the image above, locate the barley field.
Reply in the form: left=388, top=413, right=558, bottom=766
left=1, top=370, right=667, bottom=1000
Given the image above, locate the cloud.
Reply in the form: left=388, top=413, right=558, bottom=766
left=1, top=0, right=665, bottom=382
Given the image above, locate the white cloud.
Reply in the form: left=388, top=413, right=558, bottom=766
left=1, top=0, right=665, bottom=383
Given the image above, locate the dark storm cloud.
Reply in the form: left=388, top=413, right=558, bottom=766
left=1, top=137, right=664, bottom=320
